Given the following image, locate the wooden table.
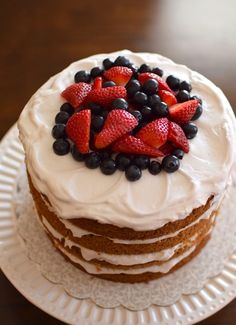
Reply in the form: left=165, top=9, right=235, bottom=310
left=0, top=0, right=235, bottom=323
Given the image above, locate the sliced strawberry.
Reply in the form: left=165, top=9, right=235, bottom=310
left=92, top=76, right=103, bottom=90
left=95, top=110, right=138, bottom=149
left=169, top=99, right=198, bottom=124
left=137, top=118, right=169, bottom=148
left=104, top=66, right=133, bottom=86
left=168, top=121, right=189, bottom=153
left=112, top=135, right=164, bottom=157
left=66, top=110, right=91, bottom=154
left=159, top=90, right=177, bottom=106
left=86, top=86, right=127, bottom=107
left=159, top=142, right=175, bottom=155
left=61, top=83, right=92, bottom=108
left=138, top=73, right=173, bottom=93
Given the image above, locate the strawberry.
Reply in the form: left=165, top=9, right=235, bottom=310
left=169, top=99, right=198, bottom=124
left=112, top=135, right=164, bottom=157
left=168, top=121, right=189, bottom=153
left=137, top=118, right=169, bottom=148
left=92, top=77, right=103, bottom=90
left=61, top=82, right=92, bottom=108
left=86, top=86, right=127, bottom=107
left=159, top=142, right=175, bottom=155
left=159, top=90, right=177, bottom=106
left=66, top=110, right=91, bottom=154
left=95, top=110, right=138, bottom=149
left=104, top=66, right=133, bottom=86
left=138, top=73, right=173, bottom=93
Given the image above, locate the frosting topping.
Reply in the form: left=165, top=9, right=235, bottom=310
left=18, top=50, right=236, bottom=230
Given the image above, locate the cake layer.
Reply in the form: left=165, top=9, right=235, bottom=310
left=18, top=50, right=236, bottom=231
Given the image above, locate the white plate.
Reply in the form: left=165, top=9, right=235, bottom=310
left=0, top=124, right=236, bottom=325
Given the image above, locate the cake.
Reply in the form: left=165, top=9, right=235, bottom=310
left=18, top=50, right=236, bottom=283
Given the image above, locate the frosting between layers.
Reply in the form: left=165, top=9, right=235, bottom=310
left=18, top=50, right=236, bottom=230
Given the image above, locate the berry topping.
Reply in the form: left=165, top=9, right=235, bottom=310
left=132, top=155, right=150, bottom=170
left=166, top=75, right=180, bottom=92
left=152, top=67, right=163, bottom=77
left=66, top=110, right=91, bottom=154
left=162, top=155, right=180, bottom=173
left=191, top=95, right=202, bottom=105
left=95, top=110, right=138, bottom=149
left=104, top=66, right=133, bottom=86
left=169, top=99, right=198, bottom=124
left=142, top=79, right=159, bottom=95
left=61, top=83, right=92, bottom=108
left=140, top=106, right=152, bottom=120
left=111, top=98, right=128, bottom=110
left=55, top=111, right=70, bottom=124
left=152, top=101, right=169, bottom=118
left=100, top=159, right=117, bottom=175
left=103, top=81, right=116, bottom=88
left=138, top=64, right=152, bottom=73
left=92, top=77, right=103, bottom=90
left=116, top=153, right=132, bottom=171
left=86, top=86, right=127, bottom=107
left=191, top=104, right=203, bottom=121
left=168, top=121, right=189, bottom=153
left=114, top=56, right=131, bottom=67
left=159, top=90, right=177, bottom=106
left=159, top=142, right=175, bottom=155
left=138, top=73, right=173, bottom=93
left=74, top=70, right=91, bottom=83
left=182, top=122, right=198, bottom=139
left=103, top=58, right=113, bottom=70
left=179, top=81, right=192, bottom=92
left=137, top=117, right=169, bottom=148
left=112, top=135, right=164, bottom=157
left=71, top=144, right=85, bottom=161
left=133, top=91, right=148, bottom=105
left=131, top=110, right=142, bottom=122
left=125, top=165, right=142, bottom=181
left=52, top=124, right=66, bottom=139
left=60, top=102, right=74, bottom=115
left=176, top=90, right=190, bottom=103
left=91, top=115, right=104, bottom=132
left=126, top=79, right=141, bottom=97
left=172, top=148, right=184, bottom=160
left=148, top=94, right=161, bottom=108
left=148, top=161, right=162, bottom=175
left=90, top=67, right=103, bottom=78
left=88, top=102, right=103, bottom=114
left=53, top=139, right=70, bottom=156
left=85, top=152, right=101, bottom=169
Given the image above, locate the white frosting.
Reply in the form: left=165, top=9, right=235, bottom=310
left=18, top=50, right=236, bottom=231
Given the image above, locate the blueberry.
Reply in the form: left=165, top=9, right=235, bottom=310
left=133, top=91, right=148, bottom=105
left=125, top=165, right=142, bottom=181
left=148, top=94, right=161, bottom=108
left=131, top=122, right=148, bottom=135
left=131, top=110, right=142, bottom=122
left=176, top=90, right=190, bottom=103
left=74, top=70, right=91, bottom=83
left=152, top=102, right=169, bottom=117
left=182, top=123, right=198, bottom=139
left=103, top=81, right=116, bottom=88
left=55, top=111, right=70, bottom=124
left=172, top=149, right=184, bottom=160
left=99, top=150, right=112, bottom=161
left=100, top=110, right=109, bottom=119
left=88, top=102, right=103, bottom=114
left=132, top=155, right=150, bottom=170
left=162, top=155, right=180, bottom=173
left=126, top=79, right=141, bottom=97
left=166, top=75, right=180, bottom=91
left=103, top=58, right=113, bottom=70
left=100, top=159, right=117, bottom=175
left=91, top=115, right=104, bottom=132
left=114, top=56, right=130, bottom=67
left=60, top=102, right=74, bottom=115
left=148, top=161, right=162, bottom=175
left=52, top=124, right=66, bottom=139
left=116, top=154, right=131, bottom=171
left=53, top=139, right=70, bottom=155
left=142, top=79, right=158, bottom=95
left=85, top=152, right=101, bottom=169
left=191, top=95, right=203, bottom=105
left=140, top=106, right=152, bottom=120
left=152, top=67, right=163, bottom=77
left=191, top=104, right=203, bottom=121
left=179, top=81, right=192, bottom=92
left=71, top=144, right=85, bottom=161
left=111, top=98, right=128, bottom=110
left=138, top=64, right=151, bottom=73
left=90, top=67, right=103, bottom=78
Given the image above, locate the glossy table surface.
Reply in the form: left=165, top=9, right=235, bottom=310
left=0, top=0, right=235, bottom=324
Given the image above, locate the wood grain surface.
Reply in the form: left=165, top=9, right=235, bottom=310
left=0, top=0, right=235, bottom=324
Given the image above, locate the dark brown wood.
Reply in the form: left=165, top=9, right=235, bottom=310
left=0, top=0, right=235, bottom=323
